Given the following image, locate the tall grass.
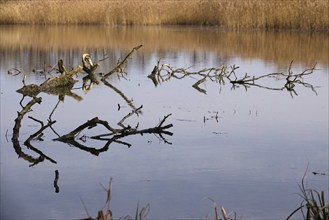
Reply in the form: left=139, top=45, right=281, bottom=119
left=80, top=178, right=150, bottom=220
left=287, top=170, right=329, bottom=220
left=0, top=0, right=328, bottom=31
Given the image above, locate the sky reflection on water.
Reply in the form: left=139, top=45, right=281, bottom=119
left=0, top=26, right=328, bottom=220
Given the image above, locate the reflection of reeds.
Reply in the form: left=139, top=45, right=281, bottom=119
left=0, top=0, right=328, bottom=31
left=0, top=26, right=328, bottom=69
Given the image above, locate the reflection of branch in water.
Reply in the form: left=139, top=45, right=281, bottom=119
left=117, top=105, right=143, bottom=129
left=148, top=60, right=318, bottom=97
left=48, top=100, right=62, bottom=139
left=53, top=117, right=119, bottom=156
left=54, top=114, right=173, bottom=155
left=24, top=116, right=57, bottom=165
left=102, top=79, right=142, bottom=113
left=54, top=170, right=59, bottom=193
left=11, top=96, right=57, bottom=166
left=229, top=61, right=318, bottom=97
left=92, top=113, right=173, bottom=145
left=148, top=60, right=230, bottom=94
left=77, top=49, right=143, bottom=113
left=96, top=45, right=143, bottom=112
left=12, top=97, right=43, bottom=165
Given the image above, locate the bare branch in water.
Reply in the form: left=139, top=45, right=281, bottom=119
left=54, top=113, right=173, bottom=155
left=102, top=45, right=143, bottom=79
left=149, top=60, right=318, bottom=96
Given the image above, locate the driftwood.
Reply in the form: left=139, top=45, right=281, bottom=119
left=228, top=60, right=318, bottom=97
left=54, top=112, right=173, bottom=155
left=15, top=45, right=144, bottom=102
left=16, top=59, right=82, bottom=101
left=148, top=59, right=226, bottom=94
left=9, top=45, right=174, bottom=170
left=148, top=60, right=318, bottom=97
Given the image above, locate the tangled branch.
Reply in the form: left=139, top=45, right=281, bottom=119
left=148, top=60, right=318, bottom=97
left=54, top=112, right=173, bottom=155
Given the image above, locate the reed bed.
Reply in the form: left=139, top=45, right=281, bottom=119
left=0, top=0, right=328, bottom=31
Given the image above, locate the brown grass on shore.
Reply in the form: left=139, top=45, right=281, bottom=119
left=0, top=0, right=328, bottom=31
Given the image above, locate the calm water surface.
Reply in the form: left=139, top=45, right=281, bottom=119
left=0, top=26, right=328, bottom=220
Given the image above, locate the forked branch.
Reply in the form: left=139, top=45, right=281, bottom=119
left=54, top=113, right=173, bottom=154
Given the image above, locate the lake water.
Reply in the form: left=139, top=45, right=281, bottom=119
left=0, top=26, right=328, bottom=220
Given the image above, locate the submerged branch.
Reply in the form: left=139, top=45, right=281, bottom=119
left=54, top=113, right=173, bottom=154
left=149, top=60, right=318, bottom=96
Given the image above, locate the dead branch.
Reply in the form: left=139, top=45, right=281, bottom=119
left=81, top=53, right=100, bottom=93
left=11, top=96, right=57, bottom=166
left=230, top=61, right=318, bottom=96
left=149, top=60, right=318, bottom=96
left=102, top=45, right=143, bottom=79
left=54, top=114, right=173, bottom=154
left=148, top=60, right=227, bottom=94
left=117, top=105, right=143, bottom=129
left=16, top=60, right=82, bottom=100
left=54, top=117, right=118, bottom=142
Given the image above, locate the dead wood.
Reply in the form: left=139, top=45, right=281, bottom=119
left=54, top=113, right=173, bottom=154
left=149, top=60, right=317, bottom=96
left=229, top=61, right=318, bottom=97
left=102, top=44, right=143, bottom=80
left=81, top=53, right=100, bottom=93
left=16, top=60, right=82, bottom=100
left=148, top=60, right=228, bottom=94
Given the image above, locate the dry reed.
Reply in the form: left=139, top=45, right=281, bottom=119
left=0, top=0, right=328, bottom=31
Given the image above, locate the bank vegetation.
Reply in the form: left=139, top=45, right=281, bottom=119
left=0, top=0, right=328, bottom=31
